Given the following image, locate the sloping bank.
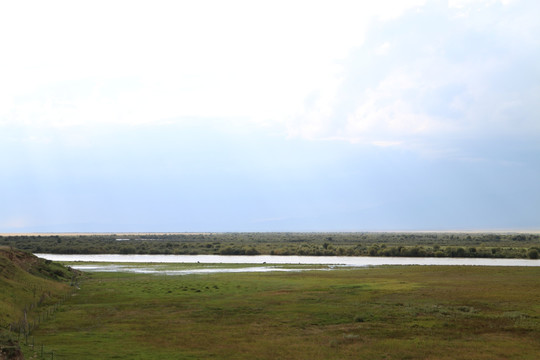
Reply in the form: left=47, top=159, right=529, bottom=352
left=0, top=247, right=78, bottom=360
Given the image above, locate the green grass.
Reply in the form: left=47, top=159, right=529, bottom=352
left=0, top=248, right=73, bottom=327
left=27, top=266, right=540, bottom=359
left=0, top=247, right=76, bottom=359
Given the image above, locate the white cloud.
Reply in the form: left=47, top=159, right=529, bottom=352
left=279, top=0, right=540, bottom=154
left=374, top=42, right=392, bottom=56
left=449, top=0, right=517, bottom=9
left=0, top=0, right=426, bottom=134
left=3, top=0, right=536, bottom=160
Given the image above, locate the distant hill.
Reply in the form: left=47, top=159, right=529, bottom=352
left=0, top=246, right=77, bottom=359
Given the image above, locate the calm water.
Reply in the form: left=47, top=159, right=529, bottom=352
left=36, top=254, right=540, bottom=267
left=69, top=264, right=312, bottom=275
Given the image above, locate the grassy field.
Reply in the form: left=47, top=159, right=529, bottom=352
left=26, top=265, right=540, bottom=359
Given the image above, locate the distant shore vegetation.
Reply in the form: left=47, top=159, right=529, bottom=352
left=1, top=232, right=539, bottom=259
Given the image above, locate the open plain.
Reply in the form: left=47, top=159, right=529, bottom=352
left=26, top=264, right=540, bottom=359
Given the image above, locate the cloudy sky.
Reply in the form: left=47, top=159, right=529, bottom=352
left=1, top=0, right=539, bottom=232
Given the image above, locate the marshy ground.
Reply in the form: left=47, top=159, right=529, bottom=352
left=26, top=264, right=540, bottom=359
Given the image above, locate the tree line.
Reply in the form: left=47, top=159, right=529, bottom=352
left=1, top=232, right=539, bottom=259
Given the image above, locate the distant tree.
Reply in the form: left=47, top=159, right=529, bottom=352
left=455, top=247, right=467, bottom=257
left=245, top=247, right=260, bottom=255
left=120, top=246, right=136, bottom=254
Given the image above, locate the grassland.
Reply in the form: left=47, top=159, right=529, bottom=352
left=0, top=247, right=76, bottom=359
left=0, top=247, right=74, bottom=327
left=27, top=265, right=540, bottom=359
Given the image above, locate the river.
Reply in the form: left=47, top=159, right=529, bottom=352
left=35, top=254, right=540, bottom=267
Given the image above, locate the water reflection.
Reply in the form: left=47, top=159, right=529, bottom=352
left=36, top=254, right=540, bottom=267
left=71, top=264, right=315, bottom=275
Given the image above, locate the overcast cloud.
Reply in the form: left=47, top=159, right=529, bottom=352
left=1, top=0, right=539, bottom=232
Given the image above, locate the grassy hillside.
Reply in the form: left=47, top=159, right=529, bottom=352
left=0, top=246, right=76, bottom=359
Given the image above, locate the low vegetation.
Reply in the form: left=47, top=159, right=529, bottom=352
left=0, top=247, right=77, bottom=359
left=28, top=264, right=540, bottom=359
left=2, top=233, right=539, bottom=359
left=2, top=232, right=540, bottom=258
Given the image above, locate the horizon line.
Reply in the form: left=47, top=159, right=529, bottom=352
left=2, top=230, right=540, bottom=236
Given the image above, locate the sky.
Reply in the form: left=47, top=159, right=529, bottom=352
left=1, top=0, right=539, bottom=233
